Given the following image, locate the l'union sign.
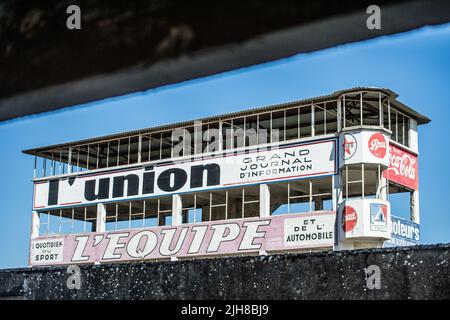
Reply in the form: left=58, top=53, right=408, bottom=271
left=33, top=140, right=336, bottom=210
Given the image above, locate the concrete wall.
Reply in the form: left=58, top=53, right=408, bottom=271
left=0, top=244, right=448, bottom=300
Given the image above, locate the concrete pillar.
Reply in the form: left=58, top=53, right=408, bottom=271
left=407, top=118, right=420, bottom=224
left=30, top=211, right=40, bottom=239
left=379, top=175, right=388, bottom=201
left=171, top=195, right=182, bottom=261
left=311, top=105, right=316, bottom=137
left=68, top=147, right=72, bottom=173
left=259, top=184, right=270, bottom=218
left=332, top=174, right=341, bottom=211
left=259, top=184, right=270, bottom=257
left=172, top=194, right=182, bottom=226
left=409, top=118, right=418, bottom=153
left=411, top=190, right=420, bottom=224
left=333, top=173, right=356, bottom=251
left=337, top=99, right=342, bottom=132
left=332, top=174, right=341, bottom=249
left=96, top=203, right=106, bottom=233
left=138, top=134, right=142, bottom=163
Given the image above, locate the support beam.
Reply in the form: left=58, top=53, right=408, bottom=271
left=30, top=211, right=40, bottom=240
left=411, top=190, right=420, bottom=224
left=172, top=195, right=182, bottom=226
left=259, top=184, right=270, bottom=218
left=96, top=203, right=106, bottom=233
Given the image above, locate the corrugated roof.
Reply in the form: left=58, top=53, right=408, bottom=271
left=22, top=87, right=430, bottom=156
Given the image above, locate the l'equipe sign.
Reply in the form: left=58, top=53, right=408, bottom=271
left=33, top=140, right=336, bottom=210
left=29, top=211, right=336, bottom=266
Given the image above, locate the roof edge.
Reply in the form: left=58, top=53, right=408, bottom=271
left=22, top=87, right=430, bottom=156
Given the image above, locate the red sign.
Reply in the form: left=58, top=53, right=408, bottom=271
left=383, top=144, right=418, bottom=190
left=342, top=206, right=358, bottom=232
left=368, top=132, right=387, bottom=158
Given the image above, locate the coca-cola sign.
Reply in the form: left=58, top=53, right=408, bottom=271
left=383, top=144, right=418, bottom=190
left=368, top=132, right=387, bottom=159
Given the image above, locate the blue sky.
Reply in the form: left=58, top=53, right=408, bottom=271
left=1, top=23, right=449, bottom=269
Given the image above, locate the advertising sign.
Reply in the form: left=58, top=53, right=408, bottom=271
left=284, top=214, right=335, bottom=247
left=383, top=144, right=418, bottom=190
left=33, top=140, right=336, bottom=210
left=384, top=215, right=420, bottom=247
left=339, top=199, right=391, bottom=240
left=30, top=238, right=64, bottom=265
left=29, top=211, right=336, bottom=266
left=370, top=203, right=388, bottom=232
left=340, top=130, right=390, bottom=168
left=342, top=205, right=358, bottom=232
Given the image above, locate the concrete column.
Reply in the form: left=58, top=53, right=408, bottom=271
left=171, top=195, right=183, bottom=261
left=332, top=174, right=341, bottom=211
left=138, top=134, right=142, bottom=163
left=311, top=104, right=315, bottom=137
left=409, top=118, right=419, bottom=153
left=333, top=173, right=351, bottom=251
left=411, top=190, right=420, bottom=224
left=259, top=184, right=270, bottom=218
left=172, top=194, right=182, bottom=226
left=68, top=147, right=72, bottom=173
left=259, top=184, right=270, bottom=257
left=337, top=99, right=342, bottom=132
left=408, top=118, right=420, bottom=224
left=379, top=175, right=388, bottom=201
left=96, top=203, right=106, bottom=233
left=30, top=211, right=40, bottom=239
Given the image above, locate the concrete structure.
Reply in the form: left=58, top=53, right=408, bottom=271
left=1, top=0, right=449, bottom=121
left=24, top=88, right=429, bottom=266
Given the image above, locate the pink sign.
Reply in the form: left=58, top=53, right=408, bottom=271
left=29, top=212, right=336, bottom=266
left=383, top=144, right=418, bottom=190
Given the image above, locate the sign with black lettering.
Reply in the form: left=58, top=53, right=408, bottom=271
left=284, top=213, right=335, bottom=247
left=30, top=238, right=64, bottom=265
left=33, top=139, right=336, bottom=210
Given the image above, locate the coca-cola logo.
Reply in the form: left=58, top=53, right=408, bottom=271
left=389, top=147, right=417, bottom=180
left=383, top=144, right=418, bottom=190
left=342, top=206, right=358, bottom=232
left=368, top=133, right=387, bottom=158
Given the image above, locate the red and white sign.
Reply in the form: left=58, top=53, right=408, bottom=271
left=368, top=133, right=387, bottom=159
left=339, top=130, right=389, bottom=168
left=342, top=206, right=358, bottom=232
left=29, top=211, right=336, bottom=266
left=383, top=144, right=418, bottom=190
left=342, top=133, right=357, bottom=160
left=339, top=199, right=391, bottom=240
